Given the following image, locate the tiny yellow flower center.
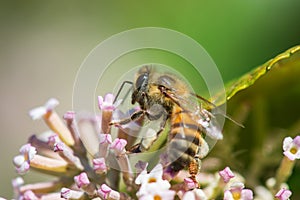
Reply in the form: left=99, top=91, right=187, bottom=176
left=154, top=195, right=162, bottom=200
left=290, top=147, right=297, bottom=154
left=148, top=177, right=157, bottom=183
left=232, top=191, right=241, bottom=200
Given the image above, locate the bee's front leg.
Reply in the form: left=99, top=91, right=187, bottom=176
left=109, top=110, right=145, bottom=127
left=130, top=112, right=169, bottom=153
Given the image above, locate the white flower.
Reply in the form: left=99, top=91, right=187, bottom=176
left=224, top=182, right=253, bottom=200
left=283, top=136, right=300, bottom=161
left=135, top=164, right=171, bottom=197
left=139, top=190, right=176, bottom=200
left=182, top=189, right=207, bottom=200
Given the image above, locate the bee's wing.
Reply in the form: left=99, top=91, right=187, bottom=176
left=152, top=72, right=225, bottom=140
left=163, top=88, right=224, bottom=141
left=183, top=97, right=223, bottom=141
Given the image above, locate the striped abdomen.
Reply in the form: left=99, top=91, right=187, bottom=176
left=167, top=105, right=203, bottom=173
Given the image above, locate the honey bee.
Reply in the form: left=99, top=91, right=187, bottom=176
left=110, top=66, right=223, bottom=183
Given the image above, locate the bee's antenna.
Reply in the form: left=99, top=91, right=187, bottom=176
left=113, top=81, right=133, bottom=104
left=191, top=93, right=217, bottom=108
left=221, top=113, right=245, bottom=128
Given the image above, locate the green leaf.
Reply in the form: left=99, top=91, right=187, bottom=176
left=225, top=45, right=300, bottom=101
left=210, top=45, right=300, bottom=192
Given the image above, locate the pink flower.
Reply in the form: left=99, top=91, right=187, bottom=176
left=219, top=166, right=235, bottom=183
left=29, top=98, right=59, bottom=120
left=98, top=184, right=111, bottom=199
left=184, top=177, right=198, bottom=190
left=12, top=177, right=24, bottom=198
left=48, top=134, right=60, bottom=145
left=22, top=190, right=38, bottom=200
left=60, top=188, right=71, bottom=199
left=63, top=111, right=75, bottom=121
left=13, top=155, right=30, bottom=174
left=61, top=188, right=84, bottom=199
left=28, top=98, right=75, bottom=146
left=98, top=93, right=121, bottom=111
left=99, top=134, right=112, bottom=144
left=283, top=136, right=300, bottom=161
left=98, top=184, right=120, bottom=200
left=53, top=142, right=65, bottom=152
left=98, top=133, right=112, bottom=158
left=74, top=172, right=97, bottom=196
left=110, top=138, right=127, bottom=155
left=19, top=144, right=37, bottom=161
left=93, top=157, right=107, bottom=174
left=224, top=182, right=253, bottom=200
left=275, top=188, right=292, bottom=200
left=12, top=97, right=126, bottom=199
left=13, top=144, right=36, bottom=174
left=74, top=172, right=90, bottom=188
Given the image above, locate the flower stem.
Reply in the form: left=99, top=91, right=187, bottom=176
left=273, top=156, right=295, bottom=193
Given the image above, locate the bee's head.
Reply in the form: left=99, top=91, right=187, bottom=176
left=131, top=71, right=149, bottom=106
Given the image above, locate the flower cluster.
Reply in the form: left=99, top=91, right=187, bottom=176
left=4, top=94, right=299, bottom=199
left=11, top=95, right=132, bottom=199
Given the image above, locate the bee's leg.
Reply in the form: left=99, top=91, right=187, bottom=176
left=109, top=110, right=145, bottom=126
left=188, top=156, right=201, bottom=188
left=110, top=110, right=145, bottom=153
left=153, top=112, right=168, bottom=138
left=130, top=112, right=169, bottom=153
left=187, top=138, right=209, bottom=187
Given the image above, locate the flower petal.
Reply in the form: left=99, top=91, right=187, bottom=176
left=219, top=166, right=235, bottom=183
left=275, top=188, right=292, bottom=200
left=241, top=189, right=253, bottom=200
left=283, top=137, right=293, bottom=152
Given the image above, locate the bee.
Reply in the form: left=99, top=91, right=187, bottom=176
left=110, top=66, right=223, bottom=183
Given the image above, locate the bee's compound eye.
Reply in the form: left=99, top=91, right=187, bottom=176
left=136, top=73, right=148, bottom=90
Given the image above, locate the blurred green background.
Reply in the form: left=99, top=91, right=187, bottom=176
left=0, top=1, right=300, bottom=198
